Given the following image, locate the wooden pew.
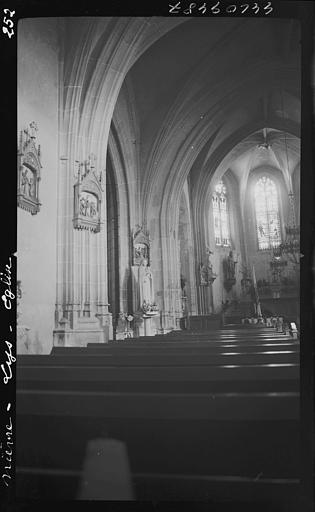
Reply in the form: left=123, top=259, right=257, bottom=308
left=16, top=325, right=300, bottom=503
left=18, top=358, right=299, bottom=394
left=112, top=331, right=290, bottom=339
left=114, top=335, right=292, bottom=344
left=17, top=354, right=299, bottom=368
left=154, top=329, right=284, bottom=336
left=15, top=465, right=301, bottom=507
left=51, top=341, right=299, bottom=354
left=16, top=388, right=300, bottom=498
left=17, top=388, right=299, bottom=420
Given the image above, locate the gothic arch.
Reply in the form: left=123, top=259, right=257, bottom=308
left=193, top=121, right=300, bottom=254
left=143, top=64, right=300, bottom=220
left=55, top=17, right=301, bottom=339
left=55, top=18, right=189, bottom=341
left=145, top=86, right=299, bottom=327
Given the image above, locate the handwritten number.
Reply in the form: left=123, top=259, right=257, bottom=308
left=183, top=3, right=196, bottom=14
left=168, top=2, right=272, bottom=16
left=3, top=8, right=15, bottom=17
left=169, top=2, right=181, bottom=13
left=198, top=3, right=207, bottom=13
left=2, top=26, right=13, bottom=38
left=226, top=4, right=237, bottom=13
left=2, top=9, right=15, bottom=38
left=3, top=17, right=13, bottom=28
left=264, top=2, right=273, bottom=14
left=211, top=1, right=220, bottom=14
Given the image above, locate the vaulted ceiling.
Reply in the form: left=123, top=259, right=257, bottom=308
left=122, top=17, right=300, bottom=196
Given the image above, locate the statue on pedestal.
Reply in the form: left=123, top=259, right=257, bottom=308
left=139, top=258, right=158, bottom=316
left=130, top=226, right=158, bottom=334
left=226, top=250, right=237, bottom=280
left=223, top=250, right=237, bottom=291
left=139, top=258, right=153, bottom=304
left=200, top=247, right=217, bottom=286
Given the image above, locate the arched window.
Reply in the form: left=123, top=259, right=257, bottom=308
left=254, top=176, right=281, bottom=250
left=212, top=180, right=230, bottom=247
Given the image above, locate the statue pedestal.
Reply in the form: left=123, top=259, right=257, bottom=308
left=143, top=317, right=153, bottom=336
left=132, top=313, right=158, bottom=337
left=131, top=262, right=158, bottom=337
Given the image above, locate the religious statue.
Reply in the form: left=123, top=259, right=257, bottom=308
left=226, top=250, right=236, bottom=280
left=180, top=275, right=187, bottom=296
left=139, top=258, right=153, bottom=305
left=73, top=158, right=102, bottom=233
left=84, top=197, right=90, bottom=216
left=199, top=263, right=208, bottom=286
left=138, top=258, right=158, bottom=316
left=200, top=247, right=217, bottom=286
left=21, top=168, right=30, bottom=195
left=135, top=245, right=147, bottom=264
left=80, top=196, right=86, bottom=215
left=206, top=247, right=213, bottom=268
left=223, top=250, right=237, bottom=291
left=89, top=200, right=97, bottom=217
left=28, top=175, right=35, bottom=196
left=18, top=122, right=42, bottom=215
left=132, top=225, right=150, bottom=266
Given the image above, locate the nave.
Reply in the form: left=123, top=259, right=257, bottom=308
left=17, top=325, right=300, bottom=508
left=15, top=15, right=306, bottom=508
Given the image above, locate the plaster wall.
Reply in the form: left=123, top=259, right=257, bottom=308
left=17, top=18, right=59, bottom=354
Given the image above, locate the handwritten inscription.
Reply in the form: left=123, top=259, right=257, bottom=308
left=1, top=257, right=14, bottom=310
left=2, top=8, right=15, bottom=39
left=1, top=255, right=15, bottom=491
left=169, top=1, right=273, bottom=15
left=1, top=328, right=16, bottom=385
left=1, top=403, right=13, bottom=487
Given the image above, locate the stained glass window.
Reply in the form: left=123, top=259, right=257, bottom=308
left=212, top=180, right=230, bottom=247
left=255, top=176, right=281, bottom=250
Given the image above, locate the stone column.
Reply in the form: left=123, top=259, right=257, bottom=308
left=54, top=155, right=112, bottom=346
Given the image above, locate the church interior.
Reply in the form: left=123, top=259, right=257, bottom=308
left=16, top=16, right=304, bottom=507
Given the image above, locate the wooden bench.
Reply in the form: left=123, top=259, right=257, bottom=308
left=16, top=325, right=300, bottom=502
left=17, top=388, right=299, bottom=420
left=17, top=354, right=299, bottom=368
left=15, top=465, right=301, bottom=506
left=16, top=392, right=300, bottom=501
left=18, top=360, right=299, bottom=394
left=51, top=341, right=298, bottom=354
left=124, top=332, right=289, bottom=341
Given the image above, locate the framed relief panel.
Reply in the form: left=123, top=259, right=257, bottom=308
left=17, top=122, right=42, bottom=215
left=73, top=157, right=103, bottom=233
